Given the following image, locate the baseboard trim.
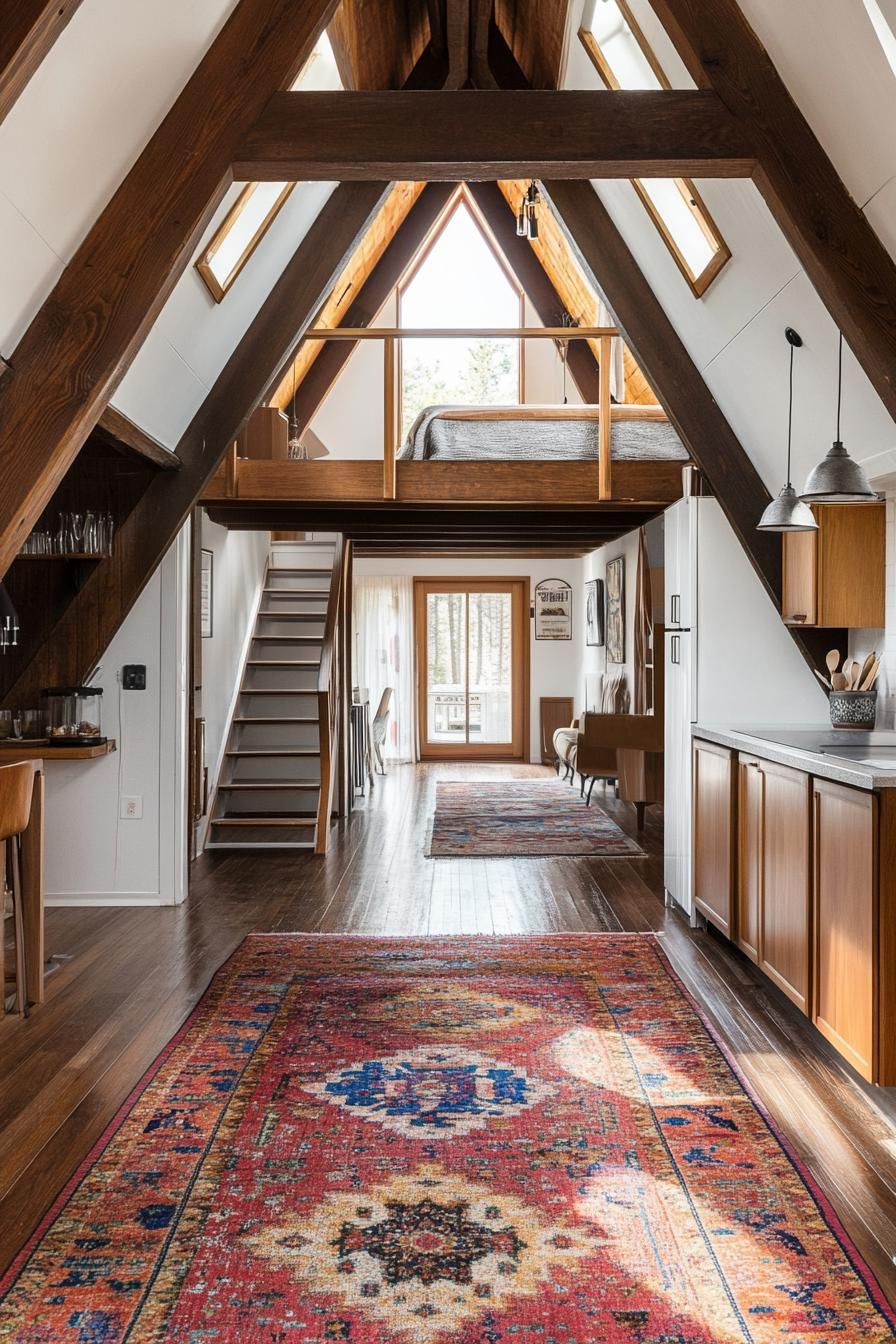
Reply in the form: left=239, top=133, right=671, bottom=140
left=45, top=892, right=168, bottom=908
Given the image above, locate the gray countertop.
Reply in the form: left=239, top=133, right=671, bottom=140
left=692, top=725, right=896, bottom=789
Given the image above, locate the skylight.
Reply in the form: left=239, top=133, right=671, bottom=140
left=399, top=197, right=523, bottom=435
left=580, top=0, right=730, bottom=296
left=864, top=0, right=896, bottom=78
left=195, top=33, right=341, bottom=302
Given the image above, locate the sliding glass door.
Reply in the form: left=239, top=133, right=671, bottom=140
left=415, top=579, right=528, bottom=760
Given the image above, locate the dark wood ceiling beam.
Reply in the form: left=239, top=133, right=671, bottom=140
left=444, top=0, right=471, bottom=88
left=0, top=0, right=83, bottom=127
left=95, top=407, right=180, bottom=472
left=471, top=0, right=498, bottom=88
left=0, top=0, right=340, bottom=579
left=650, top=0, right=896, bottom=422
left=276, top=182, right=458, bottom=433
left=236, top=90, right=757, bottom=180
left=3, top=182, right=389, bottom=706
left=467, top=180, right=600, bottom=401
left=542, top=177, right=781, bottom=604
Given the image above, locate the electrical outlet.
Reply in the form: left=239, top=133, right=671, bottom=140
left=122, top=664, right=146, bottom=690
left=120, top=795, right=143, bottom=820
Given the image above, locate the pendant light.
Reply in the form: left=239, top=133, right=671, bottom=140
left=516, top=183, right=541, bottom=241
left=288, top=362, right=307, bottom=461
left=757, top=327, right=818, bottom=532
left=800, top=332, right=876, bottom=503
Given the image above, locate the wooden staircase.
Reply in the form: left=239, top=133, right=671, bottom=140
left=206, top=538, right=346, bottom=853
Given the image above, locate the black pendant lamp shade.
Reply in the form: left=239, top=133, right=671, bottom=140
left=800, top=333, right=876, bottom=503
left=757, top=328, right=818, bottom=533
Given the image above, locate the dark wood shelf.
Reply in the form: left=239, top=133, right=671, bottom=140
left=0, top=739, right=117, bottom=760
left=14, top=553, right=108, bottom=562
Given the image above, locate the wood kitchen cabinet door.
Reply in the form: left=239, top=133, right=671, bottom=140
left=782, top=502, right=884, bottom=628
left=760, top=761, right=810, bottom=1013
left=737, top=756, right=763, bottom=963
left=813, top=779, right=877, bottom=1081
left=782, top=529, right=817, bottom=626
left=693, top=740, right=734, bottom=936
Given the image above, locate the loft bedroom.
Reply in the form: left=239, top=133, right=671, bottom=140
left=201, top=181, right=691, bottom=517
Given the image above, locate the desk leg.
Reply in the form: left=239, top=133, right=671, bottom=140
left=21, top=769, right=45, bottom=1004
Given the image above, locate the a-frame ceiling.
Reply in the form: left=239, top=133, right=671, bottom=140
left=269, top=177, right=657, bottom=416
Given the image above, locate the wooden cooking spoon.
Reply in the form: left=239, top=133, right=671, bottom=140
left=825, top=649, right=840, bottom=678
left=831, top=671, right=849, bottom=691
left=858, top=652, right=876, bottom=688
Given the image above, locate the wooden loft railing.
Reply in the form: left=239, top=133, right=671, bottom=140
left=202, top=325, right=688, bottom=511
left=305, top=325, right=619, bottom=501
left=315, top=533, right=346, bottom=856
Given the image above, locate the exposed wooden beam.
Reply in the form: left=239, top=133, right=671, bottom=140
left=3, top=182, right=389, bottom=705
left=0, top=0, right=340, bottom=579
left=650, top=0, right=896, bottom=422
left=445, top=0, right=471, bottom=88
left=236, top=90, right=756, bottom=180
left=0, top=0, right=83, bottom=127
left=467, top=181, right=601, bottom=401
left=471, top=0, right=497, bottom=88
left=542, top=178, right=782, bottom=602
left=272, top=182, right=458, bottom=427
left=95, top=407, right=180, bottom=472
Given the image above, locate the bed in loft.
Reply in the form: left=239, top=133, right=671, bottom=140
left=398, top=404, right=689, bottom=463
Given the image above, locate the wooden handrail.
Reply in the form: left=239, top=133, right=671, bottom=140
left=315, top=533, right=345, bottom=856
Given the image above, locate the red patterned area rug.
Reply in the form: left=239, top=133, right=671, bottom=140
left=2, top=934, right=894, bottom=1342
left=427, top=779, right=645, bottom=856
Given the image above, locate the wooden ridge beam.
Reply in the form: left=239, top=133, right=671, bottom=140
left=271, top=182, right=458, bottom=425
left=0, top=0, right=83, bottom=127
left=0, top=0, right=340, bottom=579
left=3, top=182, right=389, bottom=706
left=235, top=90, right=757, bottom=180
left=467, top=181, right=601, bottom=402
left=650, top=0, right=896, bottom=422
left=542, top=177, right=782, bottom=603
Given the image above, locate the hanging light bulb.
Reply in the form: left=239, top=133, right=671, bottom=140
left=800, top=332, right=876, bottom=503
left=516, top=200, right=528, bottom=237
left=288, top=362, right=307, bottom=460
left=516, top=183, right=542, bottom=240
left=757, top=327, right=818, bottom=532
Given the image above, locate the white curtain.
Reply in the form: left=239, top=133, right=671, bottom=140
left=353, top=576, right=417, bottom=763
left=598, top=298, right=626, bottom=403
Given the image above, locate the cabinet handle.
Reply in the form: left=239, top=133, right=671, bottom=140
left=788, top=613, right=808, bottom=624
left=671, top=594, right=680, bottom=625
left=671, top=633, right=680, bottom=665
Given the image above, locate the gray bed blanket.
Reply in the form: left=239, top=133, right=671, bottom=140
left=398, top=405, right=688, bottom=462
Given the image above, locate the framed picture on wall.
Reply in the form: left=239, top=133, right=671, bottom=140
left=534, top=578, right=572, bottom=640
left=200, top=549, right=214, bottom=639
left=585, top=578, right=604, bottom=647
left=606, top=557, right=625, bottom=663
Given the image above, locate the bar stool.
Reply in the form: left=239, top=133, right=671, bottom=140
left=0, top=762, right=37, bottom=1017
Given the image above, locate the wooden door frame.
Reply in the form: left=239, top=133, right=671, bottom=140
left=414, top=576, right=529, bottom=761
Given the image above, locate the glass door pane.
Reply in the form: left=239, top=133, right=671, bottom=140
left=426, top=591, right=468, bottom=744
left=467, top=590, right=512, bottom=744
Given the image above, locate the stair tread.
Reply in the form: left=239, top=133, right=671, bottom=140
left=247, top=659, right=319, bottom=666
left=211, top=817, right=316, bottom=827
left=253, top=635, right=322, bottom=642
left=219, top=781, right=320, bottom=790
left=259, top=611, right=326, bottom=619
left=234, top=717, right=318, bottom=724
left=226, top=748, right=320, bottom=757
left=268, top=566, right=331, bottom=573
left=240, top=688, right=316, bottom=695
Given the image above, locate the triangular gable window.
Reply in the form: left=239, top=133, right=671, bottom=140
left=399, top=194, right=523, bottom=436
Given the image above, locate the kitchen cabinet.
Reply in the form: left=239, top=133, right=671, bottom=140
left=782, top=501, right=884, bottom=628
left=737, top=757, right=810, bottom=1012
left=812, top=779, right=877, bottom=1081
left=691, top=736, right=896, bottom=1082
left=692, top=740, right=735, bottom=936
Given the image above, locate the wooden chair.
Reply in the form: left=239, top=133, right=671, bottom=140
left=1, top=761, right=38, bottom=1017
left=371, top=687, right=394, bottom=775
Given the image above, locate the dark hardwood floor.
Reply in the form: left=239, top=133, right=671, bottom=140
left=1, top=761, right=896, bottom=1307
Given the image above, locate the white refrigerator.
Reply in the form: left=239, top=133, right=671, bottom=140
left=663, top=494, right=827, bottom=919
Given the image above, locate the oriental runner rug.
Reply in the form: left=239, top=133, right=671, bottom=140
left=427, top=779, right=644, bottom=856
left=2, top=934, right=894, bottom=1342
